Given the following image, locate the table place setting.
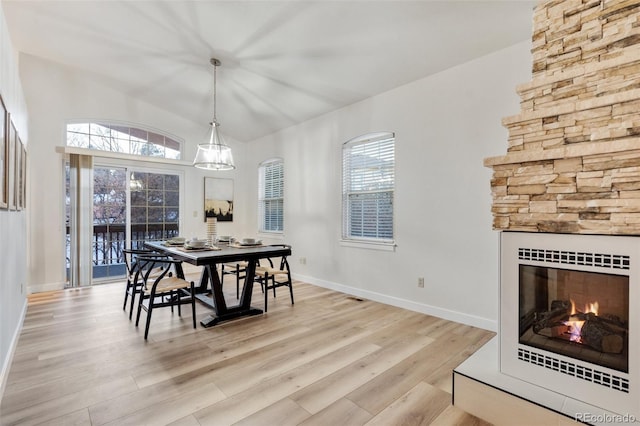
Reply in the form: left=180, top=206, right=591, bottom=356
left=165, top=237, right=221, bottom=251
left=163, top=237, right=186, bottom=246
left=229, top=238, right=264, bottom=248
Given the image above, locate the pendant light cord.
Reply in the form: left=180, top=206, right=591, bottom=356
left=211, top=58, right=220, bottom=124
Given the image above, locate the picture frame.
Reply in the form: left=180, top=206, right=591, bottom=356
left=7, top=117, right=15, bottom=211
left=204, top=177, right=233, bottom=222
left=16, top=135, right=24, bottom=210
left=21, top=141, right=26, bottom=210
left=0, top=95, right=7, bottom=209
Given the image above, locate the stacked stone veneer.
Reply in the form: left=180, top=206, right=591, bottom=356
left=485, top=0, right=640, bottom=234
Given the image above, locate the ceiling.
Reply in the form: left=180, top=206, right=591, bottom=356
left=2, top=0, right=535, bottom=143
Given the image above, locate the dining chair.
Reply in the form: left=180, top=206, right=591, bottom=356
left=135, top=255, right=196, bottom=340
left=220, top=261, right=248, bottom=299
left=122, top=248, right=159, bottom=319
left=253, top=244, right=293, bottom=312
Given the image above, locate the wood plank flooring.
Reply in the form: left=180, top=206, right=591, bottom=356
left=1, top=272, right=494, bottom=425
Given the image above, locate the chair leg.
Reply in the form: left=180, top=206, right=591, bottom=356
left=123, top=282, right=129, bottom=310
left=190, top=282, right=196, bottom=329
left=177, top=290, right=182, bottom=316
left=288, top=273, right=294, bottom=305
left=264, top=274, right=269, bottom=313
left=129, top=285, right=138, bottom=320
left=272, top=276, right=277, bottom=298
left=135, top=292, right=144, bottom=326
left=144, top=297, right=154, bottom=340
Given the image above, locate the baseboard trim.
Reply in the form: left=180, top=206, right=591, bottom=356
left=292, top=273, right=497, bottom=331
left=0, top=297, right=27, bottom=402
left=27, top=281, right=66, bottom=294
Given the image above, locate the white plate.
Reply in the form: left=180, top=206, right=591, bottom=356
left=238, top=241, right=262, bottom=246
left=184, top=244, right=210, bottom=250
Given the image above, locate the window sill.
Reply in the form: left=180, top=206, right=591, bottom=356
left=257, top=231, right=285, bottom=241
left=339, top=239, right=396, bottom=252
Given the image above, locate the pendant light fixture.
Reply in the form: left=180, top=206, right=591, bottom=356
left=193, top=58, right=235, bottom=170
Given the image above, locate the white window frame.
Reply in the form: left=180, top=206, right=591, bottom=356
left=341, top=132, right=395, bottom=250
left=258, top=158, right=284, bottom=234
left=66, top=121, right=183, bottom=160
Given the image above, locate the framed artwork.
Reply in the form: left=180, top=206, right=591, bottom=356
left=0, top=95, right=6, bottom=209
left=16, top=135, right=24, bottom=210
left=7, top=117, right=15, bottom=210
left=21, top=142, right=26, bottom=210
left=204, top=177, right=233, bottom=222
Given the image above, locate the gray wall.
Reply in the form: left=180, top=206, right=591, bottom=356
left=0, top=7, right=29, bottom=398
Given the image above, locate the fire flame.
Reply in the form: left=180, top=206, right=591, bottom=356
left=564, top=300, right=599, bottom=343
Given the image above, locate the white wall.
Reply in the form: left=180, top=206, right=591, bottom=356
left=11, top=40, right=532, bottom=378
left=19, top=53, right=251, bottom=293
left=245, top=41, right=532, bottom=330
left=0, top=6, right=28, bottom=400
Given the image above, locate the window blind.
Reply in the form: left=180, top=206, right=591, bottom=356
left=342, top=133, right=394, bottom=241
left=259, top=159, right=284, bottom=232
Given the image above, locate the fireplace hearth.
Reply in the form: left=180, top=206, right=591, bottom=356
left=500, top=232, right=639, bottom=418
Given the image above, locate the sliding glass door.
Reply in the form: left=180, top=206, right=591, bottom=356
left=66, top=164, right=180, bottom=285
left=92, top=167, right=127, bottom=279
left=130, top=171, right=180, bottom=250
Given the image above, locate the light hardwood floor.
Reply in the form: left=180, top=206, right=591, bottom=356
left=1, top=273, right=494, bottom=425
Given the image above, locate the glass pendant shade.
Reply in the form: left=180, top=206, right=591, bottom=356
left=193, top=122, right=235, bottom=170
left=193, top=57, right=235, bottom=170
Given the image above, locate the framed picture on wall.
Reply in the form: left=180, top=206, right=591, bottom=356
left=204, top=177, right=233, bottom=222
left=16, top=135, right=23, bottom=210
left=20, top=141, right=26, bottom=210
left=0, top=95, right=7, bottom=209
left=7, top=117, right=16, bottom=210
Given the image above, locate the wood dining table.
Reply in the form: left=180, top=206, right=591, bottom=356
left=144, top=240, right=292, bottom=327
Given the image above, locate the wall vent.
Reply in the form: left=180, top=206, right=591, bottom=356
left=518, top=248, right=630, bottom=270
left=518, top=348, right=629, bottom=393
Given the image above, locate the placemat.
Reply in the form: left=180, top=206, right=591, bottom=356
left=163, top=242, right=184, bottom=247
left=229, top=243, right=265, bottom=249
left=174, top=245, right=221, bottom=252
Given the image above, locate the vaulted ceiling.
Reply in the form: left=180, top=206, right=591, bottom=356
left=2, top=0, right=535, bottom=142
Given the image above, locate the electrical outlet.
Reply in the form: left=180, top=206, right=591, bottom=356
left=418, top=277, right=425, bottom=288
left=299, top=257, right=307, bottom=265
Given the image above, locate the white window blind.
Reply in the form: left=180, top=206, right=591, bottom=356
left=259, top=159, right=284, bottom=233
left=342, top=133, right=394, bottom=242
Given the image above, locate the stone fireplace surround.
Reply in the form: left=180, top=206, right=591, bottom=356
left=485, top=0, right=640, bottom=235
left=454, top=0, right=640, bottom=423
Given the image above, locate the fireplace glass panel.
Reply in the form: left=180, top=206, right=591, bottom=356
left=519, top=264, right=629, bottom=373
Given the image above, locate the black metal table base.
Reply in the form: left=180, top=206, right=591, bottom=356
left=199, top=308, right=263, bottom=328
left=194, top=293, right=263, bottom=328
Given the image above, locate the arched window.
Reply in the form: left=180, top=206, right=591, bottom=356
left=66, top=122, right=182, bottom=160
left=342, top=132, right=395, bottom=243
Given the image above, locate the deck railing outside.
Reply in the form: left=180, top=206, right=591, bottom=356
left=65, top=223, right=179, bottom=279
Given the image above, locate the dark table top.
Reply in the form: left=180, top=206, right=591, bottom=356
left=144, top=241, right=292, bottom=266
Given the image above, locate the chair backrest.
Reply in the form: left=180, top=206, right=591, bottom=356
left=123, top=248, right=155, bottom=277
left=264, top=244, right=292, bottom=271
left=137, top=255, right=181, bottom=290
